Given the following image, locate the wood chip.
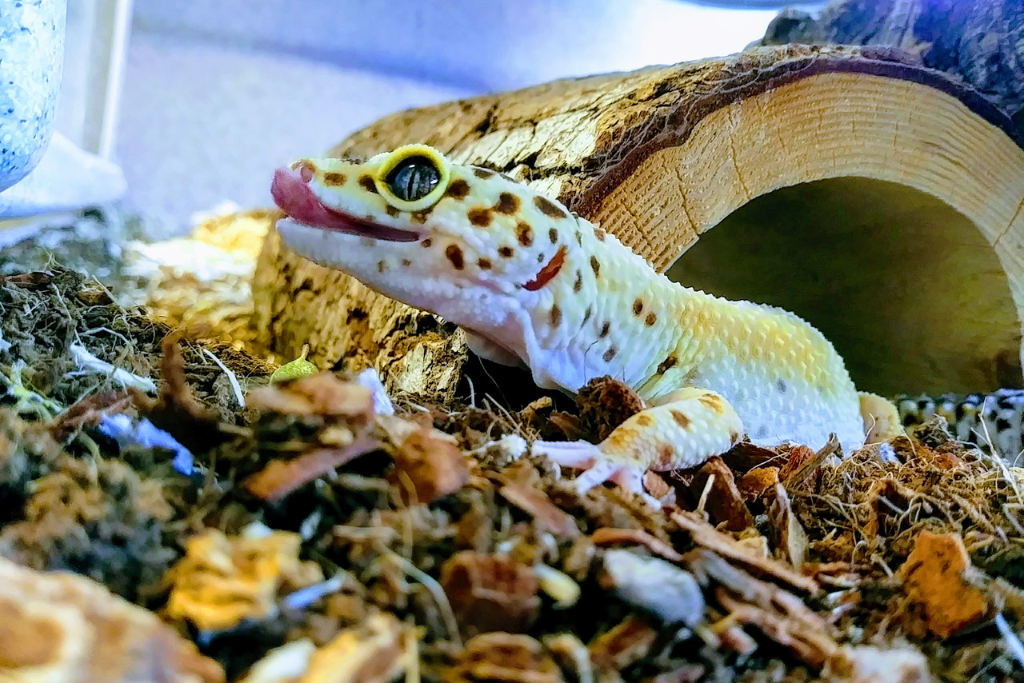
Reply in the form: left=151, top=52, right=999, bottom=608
left=244, top=438, right=382, bottom=501
left=643, top=471, right=673, bottom=499
left=687, top=456, right=754, bottom=531
left=588, top=615, right=658, bottom=672
left=591, top=527, right=684, bottom=563
left=689, top=550, right=837, bottom=668
left=439, top=551, right=540, bottom=638
left=897, top=531, right=989, bottom=638
left=0, top=557, right=224, bottom=683
left=782, top=436, right=839, bottom=492
left=778, top=444, right=816, bottom=477
left=716, top=587, right=839, bottom=668
left=720, top=440, right=778, bottom=473
left=736, top=466, right=780, bottom=501
left=499, top=478, right=580, bottom=539
left=247, top=372, right=375, bottom=424
left=766, top=483, right=808, bottom=570
left=166, top=528, right=324, bottom=633
left=448, top=633, right=563, bottom=683
left=669, top=510, right=820, bottom=595
left=863, top=479, right=913, bottom=539
left=389, top=427, right=471, bottom=505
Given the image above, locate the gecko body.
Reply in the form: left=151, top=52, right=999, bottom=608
left=271, top=145, right=899, bottom=498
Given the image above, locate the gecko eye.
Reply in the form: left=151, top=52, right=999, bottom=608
left=385, top=156, right=440, bottom=203
left=374, top=144, right=450, bottom=211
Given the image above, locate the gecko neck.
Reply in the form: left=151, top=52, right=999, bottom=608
left=504, top=220, right=713, bottom=399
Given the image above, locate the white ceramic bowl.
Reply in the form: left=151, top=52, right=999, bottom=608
left=0, top=0, right=66, bottom=193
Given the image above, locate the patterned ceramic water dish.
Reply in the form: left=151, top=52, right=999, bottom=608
left=0, top=0, right=66, bottom=193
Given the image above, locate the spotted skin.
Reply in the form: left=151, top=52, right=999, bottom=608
left=271, top=145, right=899, bottom=500
left=897, top=389, right=1024, bottom=461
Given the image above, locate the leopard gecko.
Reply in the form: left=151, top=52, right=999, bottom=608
left=271, top=144, right=903, bottom=498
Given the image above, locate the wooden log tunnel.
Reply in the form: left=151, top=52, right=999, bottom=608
left=253, top=44, right=1024, bottom=406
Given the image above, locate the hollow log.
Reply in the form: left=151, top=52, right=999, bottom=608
left=253, top=43, right=1024, bottom=406
left=757, top=0, right=1024, bottom=134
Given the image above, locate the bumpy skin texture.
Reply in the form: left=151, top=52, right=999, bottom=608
left=271, top=145, right=887, bottom=498
left=898, top=389, right=1024, bottom=459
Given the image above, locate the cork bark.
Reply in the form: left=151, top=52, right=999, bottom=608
left=254, top=43, right=1024, bottom=405
left=758, top=0, right=1024, bottom=133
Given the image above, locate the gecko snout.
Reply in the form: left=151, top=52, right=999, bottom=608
left=288, top=160, right=316, bottom=182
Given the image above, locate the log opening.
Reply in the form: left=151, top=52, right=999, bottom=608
left=667, top=177, right=1021, bottom=396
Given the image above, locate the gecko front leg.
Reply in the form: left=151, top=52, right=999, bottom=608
left=464, top=329, right=528, bottom=369
left=532, top=388, right=744, bottom=500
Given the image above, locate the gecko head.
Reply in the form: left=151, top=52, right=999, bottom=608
left=272, top=144, right=581, bottom=332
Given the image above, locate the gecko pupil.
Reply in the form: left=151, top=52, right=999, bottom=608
left=385, top=156, right=439, bottom=202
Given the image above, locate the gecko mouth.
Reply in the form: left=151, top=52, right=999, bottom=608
left=271, top=168, right=421, bottom=243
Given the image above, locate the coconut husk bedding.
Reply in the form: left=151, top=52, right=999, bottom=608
left=0, top=207, right=1023, bottom=683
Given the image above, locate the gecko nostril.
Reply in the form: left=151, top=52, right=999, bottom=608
left=293, top=162, right=315, bottom=182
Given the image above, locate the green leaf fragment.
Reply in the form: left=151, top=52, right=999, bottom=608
left=271, top=345, right=319, bottom=384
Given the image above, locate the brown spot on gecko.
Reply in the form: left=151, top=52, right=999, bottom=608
left=445, top=244, right=465, bottom=270
left=385, top=205, right=400, bottom=217
left=699, top=394, right=725, bottom=414
left=633, top=299, right=644, bottom=316
left=599, top=321, right=610, bottom=338
left=401, top=259, right=412, bottom=267
left=323, top=171, right=347, bottom=186
left=523, top=245, right=566, bottom=291
left=655, top=442, right=675, bottom=468
left=516, top=222, right=534, bottom=246
left=477, top=258, right=492, bottom=270
left=410, top=207, right=432, bottom=224
left=472, top=167, right=495, bottom=178
left=549, top=305, right=562, bottom=327
left=537, top=253, right=545, bottom=263
left=657, top=356, right=678, bottom=374
left=635, top=414, right=653, bottom=427
left=468, top=208, right=492, bottom=227
left=446, top=179, right=470, bottom=200
left=498, top=246, right=514, bottom=258
left=776, top=379, right=788, bottom=394
left=377, top=260, right=386, bottom=273
left=603, top=346, right=617, bottom=362
left=583, top=306, right=592, bottom=323
left=358, top=175, right=377, bottom=193
left=534, top=195, right=568, bottom=219
left=671, top=410, right=691, bottom=430
left=573, top=270, right=582, bottom=293
left=494, top=192, right=519, bottom=214
left=421, top=238, right=432, bottom=248
left=590, top=256, right=600, bottom=277
left=575, top=231, right=582, bottom=246
left=595, top=227, right=606, bottom=241
left=645, top=312, right=657, bottom=326
left=548, top=228, right=558, bottom=244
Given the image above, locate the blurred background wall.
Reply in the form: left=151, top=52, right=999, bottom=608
left=56, top=0, right=827, bottom=232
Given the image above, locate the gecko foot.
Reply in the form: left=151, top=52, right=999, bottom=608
left=533, top=387, right=744, bottom=510
left=530, top=440, right=661, bottom=508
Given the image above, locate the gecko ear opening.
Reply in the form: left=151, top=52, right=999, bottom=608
left=375, top=144, right=451, bottom=212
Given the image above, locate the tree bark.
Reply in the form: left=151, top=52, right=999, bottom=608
left=253, top=43, right=1024, bottom=405
left=757, top=0, right=1024, bottom=133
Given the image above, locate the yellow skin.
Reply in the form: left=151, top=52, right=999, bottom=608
left=271, top=144, right=899, bottom=500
